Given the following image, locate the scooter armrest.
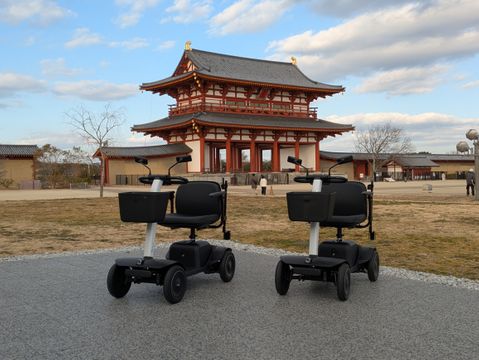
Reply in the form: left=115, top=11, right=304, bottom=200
left=209, top=191, right=225, bottom=198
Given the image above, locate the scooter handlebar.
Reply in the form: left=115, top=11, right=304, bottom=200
left=293, top=175, right=348, bottom=184
left=139, top=175, right=189, bottom=185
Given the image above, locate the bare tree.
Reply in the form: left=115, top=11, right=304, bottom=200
left=354, top=122, right=413, bottom=181
left=66, top=104, right=125, bottom=197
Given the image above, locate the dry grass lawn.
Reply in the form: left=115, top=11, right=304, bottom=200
left=0, top=194, right=478, bottom=280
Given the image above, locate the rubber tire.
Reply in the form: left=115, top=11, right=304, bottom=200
left=219, top=250, right=235, bottom=282
left=163, top=265, right=187, bottom=304
left=275, top=260, right=292, bottom=295
left=107, top=264, right=131, bottom=298
left=367, top=250, right=380, bottom=282
left=336, top=263, right=351, bottom=301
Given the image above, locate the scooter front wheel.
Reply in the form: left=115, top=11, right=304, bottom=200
left=367, top=250, right=380, bottom=282
left=163, top=265, right=187, bottom=304
left=219, top=250, right=235, bottom=282
left=275, top=260, right=291, bottom=295
left=107, top=264, right=132, bottom=298
left=336, top=263, right=351, bottom=301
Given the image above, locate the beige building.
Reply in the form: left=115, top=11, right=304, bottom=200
left=321, top=151, right=474, bottom=181
left=0, top=145, right=38, bottom=188
left=94, top=144, right=192, bottom=185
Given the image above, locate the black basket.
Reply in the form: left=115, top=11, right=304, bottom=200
left=286, top=192, right=335, bottom=222
left=118, top=192, right=170, bottom=223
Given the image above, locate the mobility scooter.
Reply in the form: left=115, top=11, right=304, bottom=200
left=107, top=155, right=235, bottom=304
left=275, top=156, right=379, bottom=301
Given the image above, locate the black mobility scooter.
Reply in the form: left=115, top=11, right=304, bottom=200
left=275, top=156, right=379, bottom=301
left=107, top=155, right=235, bottom=304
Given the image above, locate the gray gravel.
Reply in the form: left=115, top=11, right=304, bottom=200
left=3, top=240, right=478, bottom=291
left=1, top=241, right=478, bottom=359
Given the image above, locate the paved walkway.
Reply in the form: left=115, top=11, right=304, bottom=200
left=0, top=180, right=471, bottom=200
left=1, top=246, right=478, bottom=359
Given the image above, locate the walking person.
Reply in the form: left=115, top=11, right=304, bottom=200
left=251, top=173, right=258, bottom=195
left=260, top=175, right=267, bottom=196
left=466, top=168, right=475, bottom=196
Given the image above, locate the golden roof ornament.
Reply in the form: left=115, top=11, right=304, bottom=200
left=291, top=56, right=297, bottom=65
left=185, top=40, right=192, bottom=51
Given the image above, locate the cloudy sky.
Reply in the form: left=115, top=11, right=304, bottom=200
left=1, top=0, right=478, bottom=153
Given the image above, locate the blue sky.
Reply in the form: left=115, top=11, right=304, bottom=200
left=1, top=0, right=479, bottom=154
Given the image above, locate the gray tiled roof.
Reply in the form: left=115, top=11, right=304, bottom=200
left=394, top=157, right=439, bottom=168
left=132, top=112, right=353, bottom=132
left=98, top=143, right=191, bottom=158
left=141, top=49, right=344, bottom=92
left=321, top=151, right=443, bottom=167
left=0, top=144, right=38, bottom=157
left=428, top=154, right=474, bottom=161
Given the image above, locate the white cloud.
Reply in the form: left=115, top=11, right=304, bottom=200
left=0, top=72, right=47, bottom=97
left=109, top=37, right=149, bottom=50
left=267, top=0, right=479, bottom=83
left=210, top=0, right=292, bottom=35
left=155, top=40, right=175, bottom=51
left=115, top=0, right=161, bottom=28
left=126, top=134, right=166, bottom=146
left=40, top=58, right=83, bottom=77
left=462, top=80, right=479, bottom=89
left=321, top=112, right=479, bottom=153
left=52, top=80, right=138, bottom=101
left=309, top=0, right=416, bottom=18
left=163, top=0, right=212, bottom=24
left=0, top=0, right=73, bottom=25
left=65, top=28, right=102, bottom=48
left=356, top=65, right=449, bottom=95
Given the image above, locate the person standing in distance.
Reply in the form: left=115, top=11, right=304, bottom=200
left=260, top=175, right=267, bottom=196
left=466, top=168, right=475, bottom=196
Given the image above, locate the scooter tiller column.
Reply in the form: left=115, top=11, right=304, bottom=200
left=308, top=178, right=322, bottom=256
left=144, top=178, right=163, bottom=258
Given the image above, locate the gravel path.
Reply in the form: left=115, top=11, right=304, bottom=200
left=1, top=241, right=478, bottom=360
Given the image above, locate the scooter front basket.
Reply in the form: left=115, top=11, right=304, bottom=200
left=118, top=192, right=170, bottom=223
left=286, top=192, right=335, bottom=222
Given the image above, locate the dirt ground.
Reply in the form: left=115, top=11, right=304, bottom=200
left=0, top=181, right=478, bottom=279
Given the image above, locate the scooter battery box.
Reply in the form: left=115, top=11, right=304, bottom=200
left=168, top=240, right=212, bottom=269
left=286, top=192, right=335, bottom=222
left=318, top=240, right=359, bottom=267
left=118, top=192, right=170, bottom=223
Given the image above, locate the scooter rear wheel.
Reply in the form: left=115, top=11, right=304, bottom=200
left=367, top=250, right=380, bottom=282
left=336, top=263, right=351, bottom=301
left=219, top=250, right=235, bottom=282
left=275, top=260, right=291, bottom=295
left=163, top=265, right=187, bottom=304
left=107, top=264, right=132, bottom=298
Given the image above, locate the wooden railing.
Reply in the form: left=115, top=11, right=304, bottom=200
left=168, top=102, right=317, bottom=119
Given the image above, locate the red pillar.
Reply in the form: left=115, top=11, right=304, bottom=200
left=272, top=137, right=280, bottom=172
left=199, top=135, right=205, bottom=173
left=250, top=137, right=256, bottom=172
left=315, top=138, right=320, bottom=172
left=226, top=135, right=232, bottom=174
left=294, top=135, right=300, bottom=172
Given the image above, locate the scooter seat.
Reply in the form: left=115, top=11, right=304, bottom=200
left=160, top=213, right=220, bottom=229
left=322, top=214, right=367, bottom=228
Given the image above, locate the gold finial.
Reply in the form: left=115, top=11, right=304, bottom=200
left=291, top=56, right=297, bottom=65
left=185, top=40, right=192, bottom=51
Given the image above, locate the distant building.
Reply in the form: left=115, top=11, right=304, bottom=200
left=320, top=151, right=474, bottom=180
left=132, top=43, right=352, bottom=174
left=93, top=143, right=191, bottom=185
left=0, top=144, right=38, bottom=188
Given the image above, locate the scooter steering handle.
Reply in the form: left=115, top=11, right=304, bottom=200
left=138, top=175, right=189, bottom=185
left=293, top=175, right=348, bottom=184
left=167, top=176, right=189, bottom=185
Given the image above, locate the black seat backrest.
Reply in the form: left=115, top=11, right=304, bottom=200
left=321, top=181, right=367, bottom=217
left=175, top=181, right=222, bottom=216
